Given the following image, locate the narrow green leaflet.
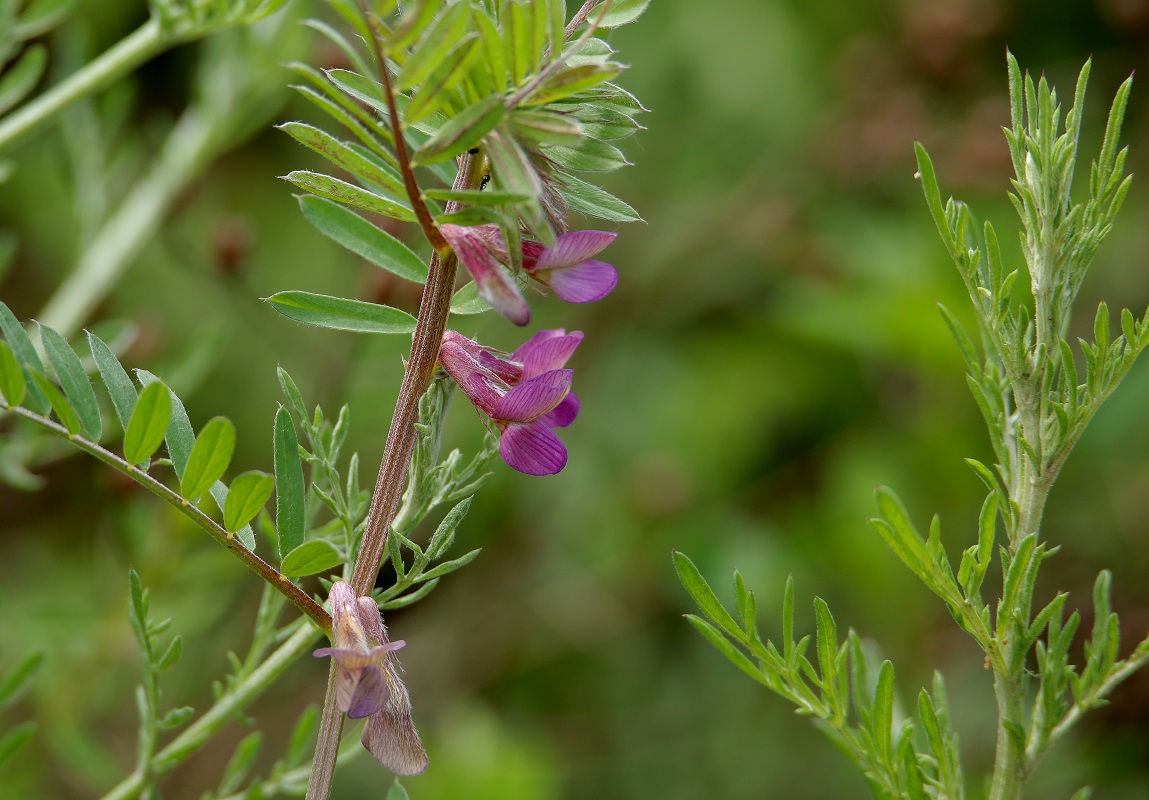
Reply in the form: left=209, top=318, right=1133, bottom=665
left=549, top=139, right=629, bottom=172
left=559, top=171, right=642, bottom=222
left=278, top=123, right=405, bottom=198
left=297, top=195, right=428, bottom=283
left=405, top=36, right=480, bottom=125
left=0, top=651, right=41, bottom=709
left=274, top=406, right=305, bottom=562
left=280, top=540, right=342, bottom=578
left=123, top=381, right=172, bottom=466
left=30, top=370, right=80, bottom=435
left=450, top=281, right=492, bottom=315
left=266, top=291, right=417, bottom=335
left=224, top=471, right=275, bottom=534
left=510, top=109, right=585, bottom=147
left=590, top=0, right=651, bottom=27
left=87, top=331, right=137, bottom=430
left=0, top=44, right=46, bottom=116
left=413, top=95, right=504, bottom=166
left=673, top=551, right=743, bottom=641
left=523, top=63, right=622, bottom=106
left=40, top=324, right=101, bottom=440
left=180, top=417, right=236, bottom=502
left=386, top=779, right=411, bottom=800
left=0, top=721, right=35, bottom=769
left=136, top=371, right=194, bottom=477
left=0, top=340, right=25, bottom=407
left=283, top=171, right=415, bottom=222
left=395, top=1, right=472, bottom=92
left=0, top=301, right=49, bottom=413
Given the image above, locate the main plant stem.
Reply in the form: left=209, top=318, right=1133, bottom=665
left=305, top=151, right=482, bottom=800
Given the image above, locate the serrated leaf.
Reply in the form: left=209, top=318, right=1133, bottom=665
left=123, top=381, right=172, bottom=466
left=672, top=551, right=743, bottom=641
left=31, top=370, right=80, bottom=434
left=297, top=195, right=427, bottom=283
left=40, top=324, right=101, bottom=440
left=266, top=291, right=417, bottom=335
left=180, top=417, right=235, bottom=501
left=0, top=44, right=46, bottom=116
left=0, top=340, right=25, bottom=407
left=157, top=705, right=195, bottom=730
left=413, top=95, right=504, bottom=165
left=280, top=540, right=342, bottom=578
left=0, top=721, right=35, bottom=768
left=283, top=171, right=415, bottom=222
left=224, top=471, right=275, bottom=534
left=274, top=406, right=305, bottom=562
left=450, top=281, right=492, bottom=315
left=558, top=171, right=642, bottom=222
left=87, top=331, right=137, bottom=430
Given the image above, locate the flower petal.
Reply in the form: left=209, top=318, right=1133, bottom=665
left=542, top=258, right=618, bottom=303
left=542, top=392, right=579, bottom=428
left=499, top=421, right=568, bottom=475
left=441, top=224, right=530, bottom=325
left=513, top=329, right=583, bottom=378
left=536, top=230, right=617, bottom=269
left=493, top=369, right=571, bottom=422
left=347, top=663, right=390, bottom=719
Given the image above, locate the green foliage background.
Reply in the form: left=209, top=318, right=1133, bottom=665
left=2, top=0, right=1149, bottom=797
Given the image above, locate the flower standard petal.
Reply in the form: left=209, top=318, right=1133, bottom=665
left=499, top=421, right=568, bottom=475
left=536, top=230, right=617, bottom=269
left=513, top=329, right=583, bottom=378
left=493, top=369, right=572, bottom=422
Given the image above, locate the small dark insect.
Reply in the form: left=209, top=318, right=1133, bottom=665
left=480, top=173, right=491, bottom=191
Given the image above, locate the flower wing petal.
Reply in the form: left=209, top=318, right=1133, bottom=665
left=499, top=421, right=568, bottom=475
left=493, top=370, right=571, bottom=422
left=544, top=258, right=618, bottom=303
left=347, top=663, right=390, bottom=719
left=536, top=230, right=617, bottom=269
left=541, top=392, right=579, bottom=428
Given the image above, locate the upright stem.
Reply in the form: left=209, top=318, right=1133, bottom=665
left=0, top=19, right=167, bottom=153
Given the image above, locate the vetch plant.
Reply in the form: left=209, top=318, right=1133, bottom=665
left=0, top=0, right=648, bottom=797
left=677, top=53, right=1149, bottom=800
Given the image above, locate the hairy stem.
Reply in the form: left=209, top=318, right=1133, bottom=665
left=4, top=405, right=331, bottom=632
left=0, top=19, right=167, bottom=153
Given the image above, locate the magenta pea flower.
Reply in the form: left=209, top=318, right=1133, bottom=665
left=440, top=223, right=619, bottom=325
left=521, top=230, right=619, bottom=303
left=439, top=223, right=530, bottom=326
left=314, top=582, right=428, bottom=775
left=439, top=328, right=582, bottom=475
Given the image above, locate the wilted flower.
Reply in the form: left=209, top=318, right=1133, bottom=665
left=314, top=582, right=428, bottom=775
left=439, top=328, right=582, bottom=475
left=440, top=224, right=618, bottom=325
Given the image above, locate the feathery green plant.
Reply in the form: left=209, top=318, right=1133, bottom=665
left=678, top=53, right=1149, bottom=800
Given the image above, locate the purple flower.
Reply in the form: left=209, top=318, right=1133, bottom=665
left=314, top=582, right=428, bottom=775
left=440, top=224, right=619, bottom=324
left=439, top=328, right=583, bottom=475
left=522, top=230, right=619, bottom=303
left=440, top=223, right=530, bottom=326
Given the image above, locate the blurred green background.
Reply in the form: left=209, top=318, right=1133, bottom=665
left=3, top=0, right=1149, bottom=797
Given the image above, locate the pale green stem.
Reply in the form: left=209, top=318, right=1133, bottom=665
left=0, top=19, right=168, bottom=153
left=38, top=102, right=222, bottom=338
left=99, top=621, right=324, bottom=800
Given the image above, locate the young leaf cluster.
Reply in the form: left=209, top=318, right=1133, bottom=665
left=917, top=54, right=1141, bottom=529
left=147, top=0, right=288, bottom=38
left=274, top=0, right=646, bottom=335
left=675, top=552, right=965, bottom=800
